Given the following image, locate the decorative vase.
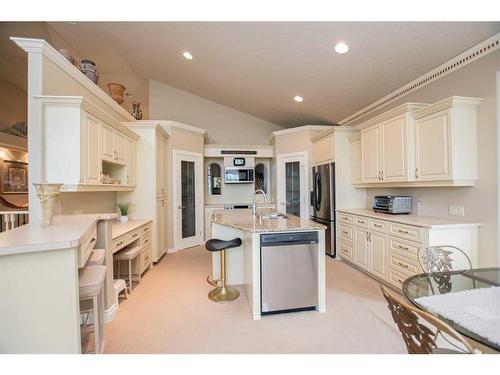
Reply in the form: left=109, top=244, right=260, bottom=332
left=131, top=101, right=143, bottom=120
left=58, top=49, right=76, bottom=65
left=79, top=59, right=99, bottom=84
left=107, top=83, right=126, bottom=104
left=33, top=183, right=63, bottom=228
left=120, top=215, right=129, bottom=223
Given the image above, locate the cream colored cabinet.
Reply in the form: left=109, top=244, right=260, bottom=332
left=381, top=117, right=408, bottom=182
left=85, top=113, right=101, bottom=184
left=350, top=137, right=362, bottom=184
left=100, top=122, right=115, bottom=162
left=155, top=132, right=167, bottom=198
left=312, top=134, right=334, bottom=166
left=127, top=138, right=137, bottom=186
left=115, top=131, right=128, bottom=165
left=361, top=125, right=381, bottom=183
left=155, top=198, right=167, bottom=261
left=370, top=231, right=388, bottom=280
left=354, top=227, right=370, bottom=271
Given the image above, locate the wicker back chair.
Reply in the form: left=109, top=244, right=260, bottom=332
left=418, top=245, right=473, bottom=273
left=380, top=285, right=475, bottom=354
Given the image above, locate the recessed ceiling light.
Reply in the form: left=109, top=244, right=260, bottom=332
left=183, top=51, right=193, bottom=60
left=334, top=42, right=349, bottom=54
left=294, top=96, right=304, bottom=103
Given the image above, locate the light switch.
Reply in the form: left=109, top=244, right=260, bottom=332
left=449, top=205, right=465, bottom=217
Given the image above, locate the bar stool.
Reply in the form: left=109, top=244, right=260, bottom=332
left=113, top=278, right=128, bottom=306
left=205, top=237, right=242, bottom=302
left=114, top=245, right=142, bottom=293
left=79, top=265, right=106, bottom=354
left=86, top=249, right=105, bottom=266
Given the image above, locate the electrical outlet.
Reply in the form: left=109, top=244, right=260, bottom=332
left=449, top=205, right=465, bottom=217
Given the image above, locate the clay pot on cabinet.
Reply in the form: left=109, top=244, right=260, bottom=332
left=107, top=83, right=126, bottom=104
left=79, top=59, right=100, bottom=84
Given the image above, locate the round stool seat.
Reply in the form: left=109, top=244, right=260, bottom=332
left=205, top=238, right=242, bottom=252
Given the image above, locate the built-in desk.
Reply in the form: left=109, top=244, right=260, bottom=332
left=112, top=219, right=153, bottom=275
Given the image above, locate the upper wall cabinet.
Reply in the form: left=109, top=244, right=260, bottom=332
left=39, top=96, right=139, bottom=192
left=312, top=133, right=334, bottom=166
left=349, top=136, right=362, bottom=184
left=354, top=97, right=482, bottom=187
left=413, top=97, right=482, bottom=185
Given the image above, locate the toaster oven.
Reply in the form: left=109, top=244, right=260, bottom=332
left=373, top=195, right=412, bottom=214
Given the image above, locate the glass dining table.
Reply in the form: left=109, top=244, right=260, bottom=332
left=402, top=267, right=500, bottom=352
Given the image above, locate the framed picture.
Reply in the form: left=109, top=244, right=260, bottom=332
left=1, top=160, right=28, bottom=194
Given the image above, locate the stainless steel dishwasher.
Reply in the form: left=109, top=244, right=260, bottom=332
left=260, top=232, right=318, bottom=315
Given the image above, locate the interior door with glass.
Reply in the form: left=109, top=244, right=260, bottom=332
left=174, top=151, right=203, bottom=250
left=277, top=153, right=307, bottom=218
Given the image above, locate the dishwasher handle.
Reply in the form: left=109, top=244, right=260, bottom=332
left=260, top=232, right=319, bottom=246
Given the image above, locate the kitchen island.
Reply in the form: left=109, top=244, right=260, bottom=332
left=210, top=210, right=326, bottom=320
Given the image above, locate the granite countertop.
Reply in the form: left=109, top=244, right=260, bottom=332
left=112, top=219, right=153, bottom=239
left=336, top=208, right=482, bottom=229
left=0, top=213, right=117, bottom=257
left=211, top=210, right=326, bottom=233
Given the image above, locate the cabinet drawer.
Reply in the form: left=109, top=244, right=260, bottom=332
left=390, top=252, right=420, bottom=275
left=338, top=224, right=353, bottom=241
left=338, top=240, right=353, bottom=261
left=113, top=236, right=128, bottom=253
left=140, top=224, right=152, bottom=236
left=388, top=268, right=411, bottom=290
left=337, top=213, right=353, bottom=225
left=141, top=244, right=152, bottom=272
left=389, top=222, right=422, bottom=242
left=389, top=237, right=420, bottom=259
left=129, top=229, right=141, bottom=242
left=139, top=234, right=152, bottom=246
left=354, top=216, right=369, bottom=228
left=79, top=226, right=97, bottom=268
left=370, top=219, right=388, bottom=233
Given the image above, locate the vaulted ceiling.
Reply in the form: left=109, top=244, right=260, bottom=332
left=5, top=22, right=500, bottom=127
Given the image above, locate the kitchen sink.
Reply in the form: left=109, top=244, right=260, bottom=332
left=259, top=212, right=288, bottom=219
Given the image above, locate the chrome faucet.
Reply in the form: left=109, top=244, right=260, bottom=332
left=252, top=189, right=269, bottom=216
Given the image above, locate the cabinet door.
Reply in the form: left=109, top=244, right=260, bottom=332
left=361, top=126, right=381, bottom=183
left=370, top=232, right=388, bottom=280
left=155, top=198, right=166, bottom=261
left=313, top=135, right=334, bottom=166
left=156, top=133, right=166, bottom=197
left=115, top=131, right=128, bottom=164
left=85, top=114, right=101, bottom=184
left=127, top=138, right=137, bottom=186
left=381, top=117, right=407, bottom=182
left=415, top=110, right=451, bottom=181
left=354, top=227, right=370, bottom=270
left=350, top=140, right=362, bottom=184
left=100, top=123, right=115, bottom=162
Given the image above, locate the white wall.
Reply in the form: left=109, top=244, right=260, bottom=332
left=149, top=79, right=283, bottom=145
left=350, top=50, right=500, bottom=267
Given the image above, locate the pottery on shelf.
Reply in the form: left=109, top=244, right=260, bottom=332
left=107, top=83, right=126, bottom=104
left=33, top=182, right=63, bottom=228
left=79, top=59, right=100, bottom=84
left=131, top=101, right=143, bottom=120
left=58, top=49, right=76, bottom=66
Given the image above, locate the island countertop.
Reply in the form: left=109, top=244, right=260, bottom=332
left=211, top=210, right=326, bottom=233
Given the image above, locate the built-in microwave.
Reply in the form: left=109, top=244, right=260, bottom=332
left=224, top=167, right=254, bottom=184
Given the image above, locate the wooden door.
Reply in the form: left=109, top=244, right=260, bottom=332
left=370, top=232, right=388, bottom=280
left=354, top=227, right=370, bottom=270
left=381, top=117, right=407, bottom=182
left=415, top=110, right=451, bottom=181
left=100, top=122, right=115, bottom=162
left=277, top=153, right=308, bottom=219
left=361, top=126, right=381, bottom=183
left=85, top=114, right=101, bottom=184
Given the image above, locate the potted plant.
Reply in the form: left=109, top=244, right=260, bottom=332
left=117, top=201, right=131, bottom=223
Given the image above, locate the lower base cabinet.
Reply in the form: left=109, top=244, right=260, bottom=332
left=336, top=211, right=479, bottom=290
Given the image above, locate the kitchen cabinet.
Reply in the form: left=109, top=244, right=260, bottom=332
left=117, top=123, right=170, bottom=263
left=336, top=209, right=480, bottom=290
left=349, top=137, right=362, bottom=184
left=40, top=96, right=139, bottom=192
left=361, top=125, right=381, bottom=183
left=413, top=97, right=482, bottom=185
left=312, top=134, right=334, bottom=166
left=381, top=117, right=408, bottom=182
left=127, top=138, right=137, bottom=186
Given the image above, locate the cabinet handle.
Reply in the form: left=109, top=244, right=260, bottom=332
left=397, top=262, right=409, bottom=269
left=358, top=220, right=365, bottom=224
left=374, top=223, right=382, bottom=228
left=381, top=171, right=384, bottom=181
left=398, top=244, right=409, bottom=250
left=132, top=233, right=138, bottom=238
left=342, top=230, right=349, bottom=235
left=368, top=232, right=371, bottom=241
left=415, top=168, right=419, bottom=179
left=342, top=248, right=348, bottom=253
left=378, top=171, right=381, bottom=181
left=398, top=229, right=409, bottom=234
left=397, top=278, right=404, bottom=284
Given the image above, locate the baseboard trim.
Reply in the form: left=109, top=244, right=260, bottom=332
left=104, top=303, right=117, bottom=323
left=167, top=247, right=178, bottom=254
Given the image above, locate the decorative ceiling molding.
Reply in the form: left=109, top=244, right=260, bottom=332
left=339, top=32, right=500, bottom=126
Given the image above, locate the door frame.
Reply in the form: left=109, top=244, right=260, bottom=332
left=277, top=151, right=309, bottom=219
left=172, top=149, right=204, bottom=250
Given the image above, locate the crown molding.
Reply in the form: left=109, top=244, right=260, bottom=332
left=268, top=125, right=332, bottom=143
left=339, top=32, right=500, bottom=126
left=355, top=102, right=429, bottom=130
left=10, top=37, right=136, bottom=123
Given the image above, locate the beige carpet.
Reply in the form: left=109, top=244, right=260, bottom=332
left=104, top=246, right=406, bottom=354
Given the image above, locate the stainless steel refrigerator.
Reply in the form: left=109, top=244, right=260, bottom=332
left=311, top=163, right=336, bottom=257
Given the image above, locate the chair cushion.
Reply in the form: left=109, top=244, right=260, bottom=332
left=79, top=265, right=106, bottom=299
left=205, top=238, right=242, bottom=252
left=114, top=245, right=143, bottom=260
left=86, top=249, right=105, bottom=266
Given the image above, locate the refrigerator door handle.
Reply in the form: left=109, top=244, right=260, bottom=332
left=314, top=171, right=321, bottom=212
